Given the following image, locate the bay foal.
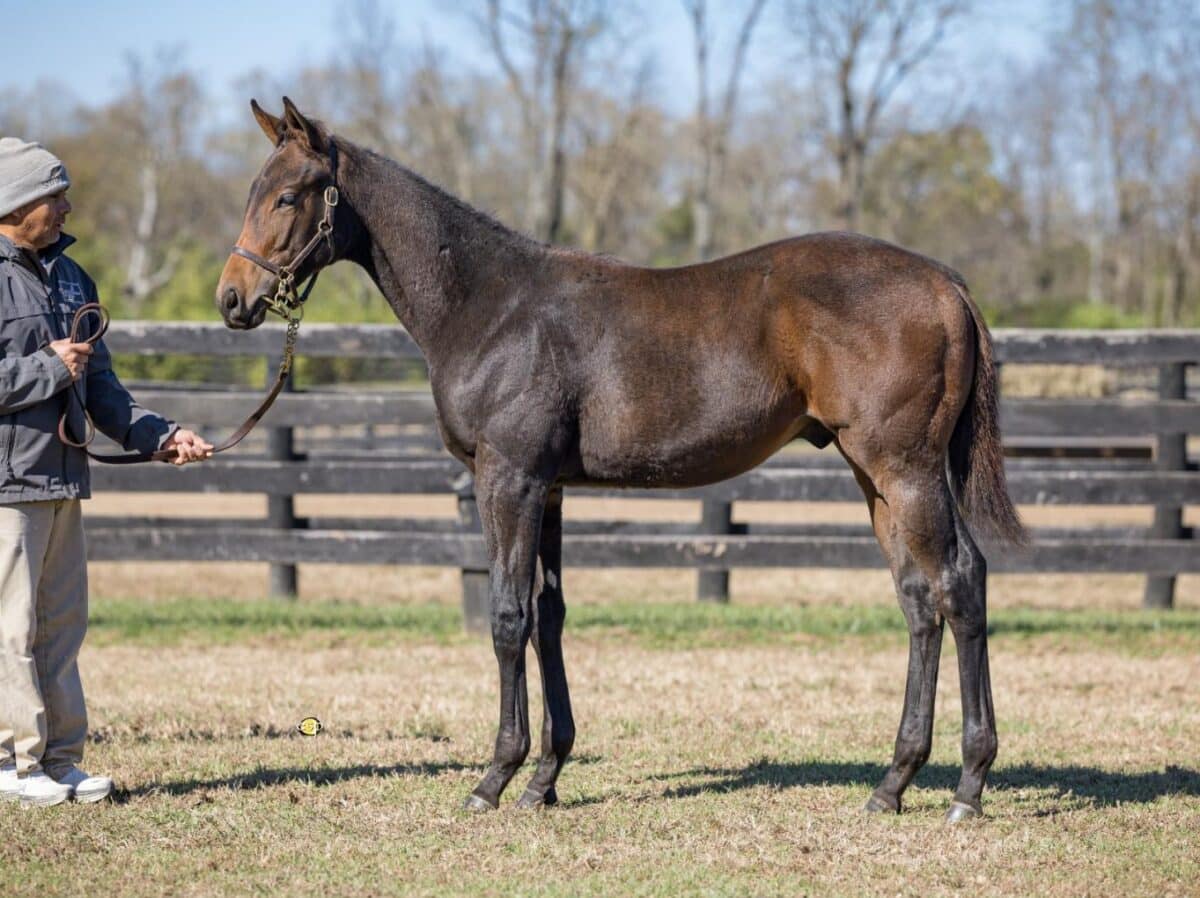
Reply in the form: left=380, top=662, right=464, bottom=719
left=217, top=99, right=1025, bottom=822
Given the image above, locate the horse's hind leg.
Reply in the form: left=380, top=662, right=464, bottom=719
left=845, top=460, right=944, bottom=815
left=868, top=466, right=996, bottom=821
left=516, top=488, right=575, bottom=809
left=941, top=506, right=997, bottom=822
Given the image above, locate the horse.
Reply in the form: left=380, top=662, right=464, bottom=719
left=216, top=98, right=1026, bottom=823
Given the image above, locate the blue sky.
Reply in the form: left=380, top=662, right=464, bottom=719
left=1, top=1, right=1056, bottom=121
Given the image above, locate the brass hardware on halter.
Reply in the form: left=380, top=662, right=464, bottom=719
left=278, top=303, right=303, bottom=379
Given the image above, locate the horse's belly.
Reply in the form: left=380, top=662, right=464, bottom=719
left=571, top=398, right=805, bottom=489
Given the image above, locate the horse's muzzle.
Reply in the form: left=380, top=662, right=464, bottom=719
left=216, top=284, right=268, bottom=330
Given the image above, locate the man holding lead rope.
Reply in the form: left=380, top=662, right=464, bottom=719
left=0, top=137, right=212, bottom=808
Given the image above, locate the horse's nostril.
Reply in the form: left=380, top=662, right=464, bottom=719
left=223, top=287, right=241, bottom=311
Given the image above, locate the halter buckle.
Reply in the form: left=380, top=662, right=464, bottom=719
left=264, top=280, right=295, bottom=319
left=264, top=296, right=291, bottom=320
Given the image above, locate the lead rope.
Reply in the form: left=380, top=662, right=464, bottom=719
left=57, top=301, right=303, bottom=465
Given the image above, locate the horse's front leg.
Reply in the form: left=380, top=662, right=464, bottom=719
left=463, top=450, right=551, bottom=811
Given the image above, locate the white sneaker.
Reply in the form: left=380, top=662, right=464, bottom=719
left=54, top=767, right=113, bottom=804
left=0, top=764, right=20, bottom=801
left=17, top=772, right=72, bottom=808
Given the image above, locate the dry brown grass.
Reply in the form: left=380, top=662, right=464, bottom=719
left=2, top=621, right=1196, bottom=897
left=999, top=364, right=1117, bottom=398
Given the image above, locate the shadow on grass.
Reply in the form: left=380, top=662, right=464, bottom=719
left=111, top=755, right=1198, bottom=811
left=631, top=759, right=1200, bottom=809
left=114, top=753, right=603, bottom=803
left=114, top=761, right=476, bottom=803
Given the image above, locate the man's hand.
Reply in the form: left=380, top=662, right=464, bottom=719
left=163, top=428, right=214, bottom=466
left=49, top=339, right=92, bottom=381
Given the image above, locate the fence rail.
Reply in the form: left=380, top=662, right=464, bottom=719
left=89, top=456, right=1200, bottom=504
left=83, top=528, right=1199, bottom=575
left=86, top=322, right=1200, bottom=623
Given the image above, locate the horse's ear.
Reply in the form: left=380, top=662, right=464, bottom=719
left=281, top=96, right=327, bottom=154
left=250, top=99, right=285, bottom=145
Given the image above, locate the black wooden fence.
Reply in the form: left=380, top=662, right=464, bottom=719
left=87, top=323, right=1199, bottom=629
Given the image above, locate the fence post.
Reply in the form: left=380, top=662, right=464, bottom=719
left=456, top=476, right=490, bottom=633
left=266, top=352, right=298, bottom=599
left=1143, top=362, right=1187, bottom=610
left=697, top=498, right=732, bottom=602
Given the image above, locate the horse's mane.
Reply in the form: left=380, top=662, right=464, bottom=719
left=334, top=133, right=548, bottom=255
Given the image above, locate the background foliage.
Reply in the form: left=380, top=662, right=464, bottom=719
left=3, top=0, right=1197, bottom=365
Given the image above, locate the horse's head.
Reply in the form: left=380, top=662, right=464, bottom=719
left=216, top=98, right=340, bottom=329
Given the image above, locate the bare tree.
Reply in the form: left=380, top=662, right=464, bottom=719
left=124, top=161, right=178, bottom=304
left=337, top=0, right=405, bottom=155
left=406, top=43, right=480, bottom=201
left=684, top=0, right=769, bottom=261
left=570, top=63, right=663, bottom=253
left=1058, top=0, right=1185, bottom=317
left=1067, top=0, right=1129, bottom=305
left=788, top=0, right=968, bottom=232
left=1164, top=0, right=1200, bottom=324
left=114, top=54, right=206, bottom=308
left=478, top=0, right=621, bottom=243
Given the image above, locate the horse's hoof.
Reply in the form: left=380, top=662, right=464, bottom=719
left=864, top=793, right=899, bottom=814
left=462, top=793, right=497, bottom=813
left=515, top=789, right=546, bottom=810
left=515, top=786, right=558, bottom=810
left=944, top=800, right=983, bottom=823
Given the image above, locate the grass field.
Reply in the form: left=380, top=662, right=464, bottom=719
left=2, top=496, right=1198, bottom=897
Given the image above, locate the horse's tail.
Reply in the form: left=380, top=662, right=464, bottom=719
left=948, top=281, right=1028, bottom=546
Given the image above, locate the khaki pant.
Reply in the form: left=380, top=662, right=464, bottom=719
left=0, top=499, right=88, bottom=777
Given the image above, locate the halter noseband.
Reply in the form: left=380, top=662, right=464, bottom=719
left=231, top=139, right=339, bottom=321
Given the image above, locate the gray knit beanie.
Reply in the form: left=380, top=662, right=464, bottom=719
left=0, top=138, right=71, bottom=219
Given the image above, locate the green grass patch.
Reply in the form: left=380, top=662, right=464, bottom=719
left=88, top=597, right=1200, bottom=653
left=87, top=598, right=466, bottom=646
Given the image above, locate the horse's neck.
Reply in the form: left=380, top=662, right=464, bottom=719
left=341, top=145, right=545, bottom=363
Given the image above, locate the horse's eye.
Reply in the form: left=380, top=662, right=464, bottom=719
left=276, top=193, right=297, bottom=209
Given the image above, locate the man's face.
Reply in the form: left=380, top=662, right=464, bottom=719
left=3, top=190, right=71, bottom=250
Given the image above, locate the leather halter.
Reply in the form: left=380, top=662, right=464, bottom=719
left=231, top=138, right=340, bottom=321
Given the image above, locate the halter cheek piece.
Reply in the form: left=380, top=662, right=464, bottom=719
left=231, top=138, right=340, bottom=322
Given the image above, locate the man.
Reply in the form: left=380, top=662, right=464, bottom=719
left=0, top=137, right=212, bottom=808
